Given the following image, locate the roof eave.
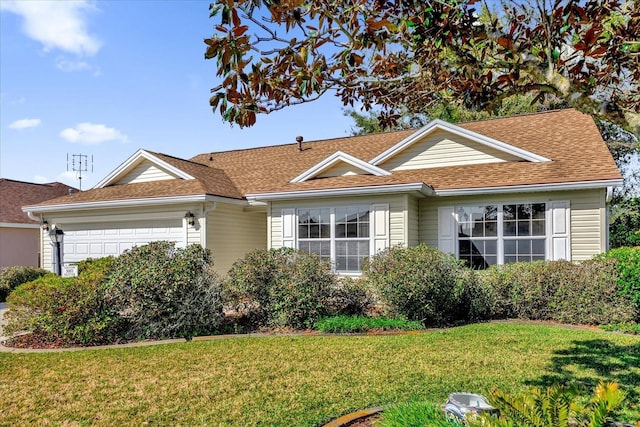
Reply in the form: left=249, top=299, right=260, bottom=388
left=246, top=183, right=435, bottom=202
left=23, top=194, right=222, bottom=213
left=434, top=179, right=623, bottom=196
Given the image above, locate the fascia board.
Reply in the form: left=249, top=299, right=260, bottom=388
left=247, top=183, right=434, bottom=201
left=434, top=179, right=623, bottom=196
left=370, top=119, right=549, bottom=165
left=22, top=195, right=220, bottom=213
left=290, top=151, right=391, bottom=183
left=94, top=149, right=195, bottom=188
left=0, top=222, right=39, bottom=229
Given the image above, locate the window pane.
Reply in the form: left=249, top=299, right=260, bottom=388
left=485, top=239, right=497, bottom=255
left=485, top=221, right=497, bottom=237
left=346, top=256, right=359, bottom=271
left=335, top=208, right=347, bottom=223
left=347, top=240, right=358, bottom=253
left=459, top=240, right=471, bottom=255
left=532, top=203, right=545, bottom=220
left=532, top=255, right=545, bottom=261
left=484, top=256, right=497, bottom=266
left=471, top=220, right=484, bottom=237
left=504, top=221, right=516, bottom=236
left=470, top=256, right=488, bottom=270
left=517, top=240, right=531, bottom=255
left=298, top=225, right=309, bottom=239
left=359, top=223, right=369, bottom=237
left=517, top=221, right=530, bottom=236
left=320, top=224, right=331, bottom=238
left=359, top=240, right=369, bottom=256
left=336, top=241, right=347, bottom=256
left=458, top=222, right=471, bottom=238
left=517, top=204, right=532, bottom=220
left=335, top=224, right=346, bottom=238
left=504, top=240, right=516, bottom=255
left=504, top=255, right=517, bottom=264
left=504, top=204, right=516, bottom=220
left=531, top=220, right=545, bottom=236
left=309, top=241, right=322, bottom=255
left=335, top=256, right=346, bottom=271
left=310, top=224, right=320, bottom=238
left=298, top=241, right=310, bottom=252
left=347, top=223, right=357, bottom=237
left=298, top=210, right=310, bottom=224
left=532, top=239, right=545, bottom=255
left=485, top=205, right=498, bottom=221
left=459, top=256, right=471, bottom=268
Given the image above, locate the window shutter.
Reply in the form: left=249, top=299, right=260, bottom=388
left=371, top=204, right=389, bottom=253
left=438, top=206, right=456, bottom=255
left=549, top=201, right=570, bottom=261
left=281, top=208, right=296, bottom=248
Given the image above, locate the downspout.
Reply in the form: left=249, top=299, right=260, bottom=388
left=26, top=211, right=45, bottom=268
left=201, top=201, right=217, bottom=250
left=605, top=186, right=614, bottom=251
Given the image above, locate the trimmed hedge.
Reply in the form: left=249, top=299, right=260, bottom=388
left=362, top=245, right=491, bottom=326
left=225, top=248, right=337, bottom=329
left=596, top=246, right=640, bottom=318
left=0, top=266, right=48, bottom=302
left=479, top=259, right=636, bottom=325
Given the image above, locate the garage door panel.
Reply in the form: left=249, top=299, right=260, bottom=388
left=63, top=219, right=185, bottom=262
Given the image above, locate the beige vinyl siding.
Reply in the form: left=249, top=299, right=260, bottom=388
left=419, top=189, right=607, bottom=261
left=115, top=160, right=177, bottom=184
left=207, top=203, right=267, bottom=275
left=269, top=194, right=407, bottom=249
left=407, top=195, right=420, bottom=247
left=380, top=129, right=521, bottom=171
left=316, top=162, right=370, bottom=178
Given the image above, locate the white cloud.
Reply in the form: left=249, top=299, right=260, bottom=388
left=55, top=57, right=102, bottom=76
left=9, top=118, right=41, bottom=130
left=33, top=175, right=49, bottom=184
left=60, top=122, right=128, bottom=145
left=0, top=0, right=101, bottom=56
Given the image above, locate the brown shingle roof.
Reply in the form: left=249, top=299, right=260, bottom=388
left=26, top=109, right=621, bottom=209
left=1, top=179, right=76, bottom=223
left=191, top=108, right=621, bottom=194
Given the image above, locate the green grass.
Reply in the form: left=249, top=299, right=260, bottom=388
left=1, top=323, right=639, bottom=426
left=601, top=322, right=640, bottom=334
left=314, top=315, right=424, bottom=333
left=377, top=401, right=457, bottom=427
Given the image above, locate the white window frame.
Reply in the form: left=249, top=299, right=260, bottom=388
left=296, top=206, right=372, bottom=273
left=455, top=202, right=549, bottom=268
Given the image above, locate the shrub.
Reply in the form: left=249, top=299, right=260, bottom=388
left=225, top=248, right=337, bottom=329
left=314, top=315, right=424, bottom=333
left=105, top=242, right=224, bottom=340
left=479, top=259, right=636, bottom=325
left=326, top=276, right=375, bottom=317
left=468, top=382, right=629, bottom=427
left=596, top=246, right=640, bottom=318
left=362, top=245, right=484, bottom=326
left=609, top=197, right=640, bottom=248
left=0, top=266, right=48, bottom=302
left=5, top=257, right=121, bottom=345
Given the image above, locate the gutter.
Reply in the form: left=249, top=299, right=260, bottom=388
left=246, top=183, right=434, bottom=202
left=22, top=194, right=232, bottom=214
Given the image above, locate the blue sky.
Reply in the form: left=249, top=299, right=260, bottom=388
left=0, top=0, right=353, bottom=189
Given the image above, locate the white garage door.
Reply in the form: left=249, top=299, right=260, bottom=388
left=62, top=219, right=185, bottom=262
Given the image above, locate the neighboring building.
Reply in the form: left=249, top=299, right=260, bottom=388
left=23, top=109, right=622, bottom=275
left=0, top=179, right=76, bottom=268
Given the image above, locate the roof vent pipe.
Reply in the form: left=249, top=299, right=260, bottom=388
left=296, top=136, right=303, bottom=151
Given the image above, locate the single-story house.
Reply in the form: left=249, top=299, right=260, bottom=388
left=1, top=179, right=76, bottom=268
left=23, top=109, right=622, bottom=275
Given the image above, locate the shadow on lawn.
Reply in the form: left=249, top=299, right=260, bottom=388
left=527, top=339, right=640, bottom=402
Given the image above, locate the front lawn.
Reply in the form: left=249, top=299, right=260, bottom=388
left=1, top=323, right=639, bottom=426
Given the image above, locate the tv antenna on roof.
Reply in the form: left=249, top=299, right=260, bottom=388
left=67, top=153, right=93, bottom=191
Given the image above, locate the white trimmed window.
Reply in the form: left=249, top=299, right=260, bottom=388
left=297, top=206, right=370, bottom=272
left=456, top=203, right=547, bottom=269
